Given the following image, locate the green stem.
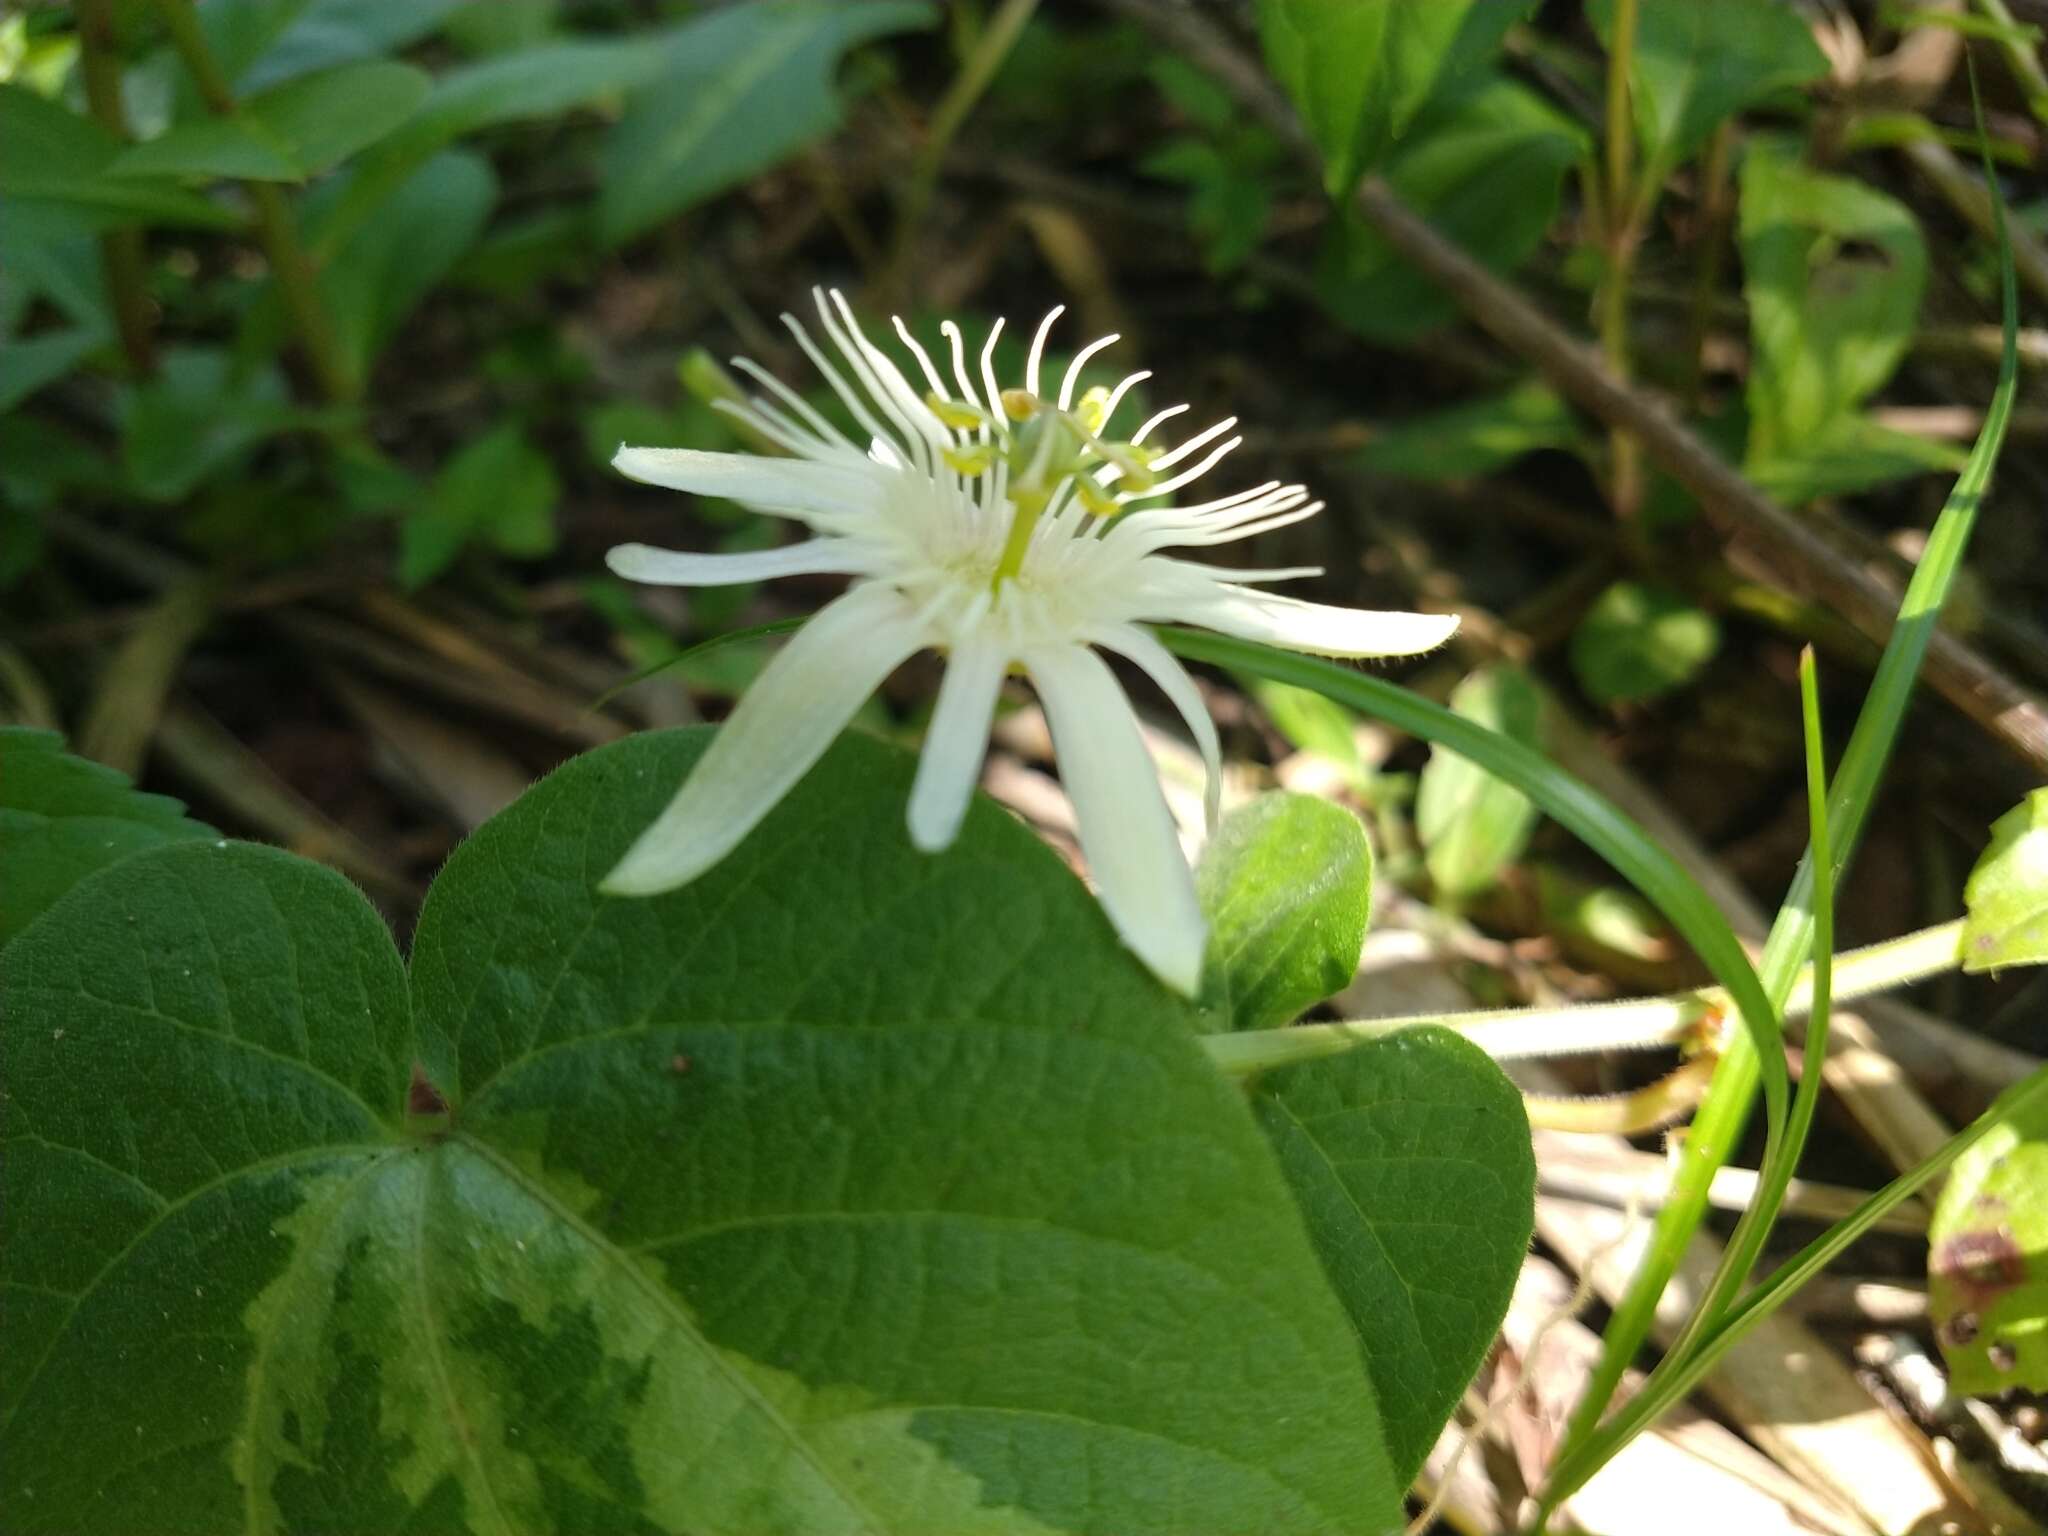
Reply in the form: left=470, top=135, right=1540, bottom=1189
left=1598, top=0, right=1642, bottom=519
left=78, top=0, right=156, bottom=375
left=152, top=0, right=355, bottom=403
left=1973, top=0, right=2048, bottom=127
left=1201, top=919, right=1963, bottom=1079
left=883, top=0, right=1039, bottom=301
left=1546, top=62, right=2023, bottom=1507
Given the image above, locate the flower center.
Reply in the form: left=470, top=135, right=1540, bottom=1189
left=924, top=386, right=1160, bottom=591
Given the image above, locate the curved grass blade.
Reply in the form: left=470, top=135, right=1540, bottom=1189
left=1542, top=53, right=2024, bottom=1510
left=586, top=614, right=807, bottom=713
left=1157, top=627, right=1787, bottom=1149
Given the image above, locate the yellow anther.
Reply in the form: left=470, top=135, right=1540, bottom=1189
left=1000, top=388, right=1040, bottom=422
left=924, top=392, right=988, bottom=432
left=1102, top=443, right=1157, bottom=492
left=1077, top=477, right=1121, bottom=516
left=941, top=444, right=994, bottom=476
left=1074, top=385, right=1111, bottom=436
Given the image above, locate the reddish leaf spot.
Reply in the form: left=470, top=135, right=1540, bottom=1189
left=1933, top=1227, right=2025, bottom=1305
left=408, top=1063, right=450, bottom=1117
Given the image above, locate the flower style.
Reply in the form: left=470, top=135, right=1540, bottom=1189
left=601, top=289, right=1457, bottom=995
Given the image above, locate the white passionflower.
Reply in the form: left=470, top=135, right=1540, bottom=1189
left=601, top=289, right=1456, bottom=995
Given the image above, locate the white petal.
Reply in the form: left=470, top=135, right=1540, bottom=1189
left=906, top=637, right=1008, bottom=852
left=601, top=583, right=929, bottom=895
left=606, top=539, right=873, bottom=586
left=1088, top=623, right=1222, bottom=833
left=1172, top=577, right=1461, bottom=658
left=1023, top=644, right=1206, bottom=996
left=612, top=446, right=879, bottom=523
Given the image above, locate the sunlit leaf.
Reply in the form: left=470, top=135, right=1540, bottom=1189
left=1588, top=0, right=1828, bottom=179
left=2, top=731, right=1404, bottom=1532
left=1961, top=789, right=2048, bottom=973
left=1415, top=664, right=1543, bottom=898
left=1252, top=1027, right=1534, bottom=1483
left=1198, top=792, right=1372, bottom=1032
left=1930, top=1085, right=2048, bottom=1393
left=1740, top=136, right=1927, bottom=471
left=1257, top=0, right=1532, bottom=197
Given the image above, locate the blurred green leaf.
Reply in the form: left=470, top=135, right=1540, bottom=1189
left=1198, top=792, right=1373, bottom=1032
left=1358, top=378, right=1584, bottom=480
left=400, top=423, right=559, bottom=589
left=198, top=0, right=463, bottom=93
left=1257, top=0, right=1533, bottom=198
left=1250, top=1027, right=1534, bottom=1484
left=1588, top=0, right=1827, bottom=180
left=1962, top=790, right=2048, bottom=973
left=115, top=60, right=431, bottom=182
left=443, top=0, right=559, bottom=56
left=1317, top=76, right=1585, bottom=342
left=315, top=35, right=667, bottom=259
left=0, top=85, right=238, bottom=230
left=597, top=0, right=935, bottom=246
left=1570, top=581, right=1720, bottom=707
left=1740, top=136, right=1928, bottom=472
left=1415, top=664, right=1543, bottom=898
left=1930, top=1086, right=2048, bottom=1394
left=0, top=728, right=214, bottom=950
left=1142, top=139, right=1276, bottom=274
left=0, top=326, right=107, bottom=414
left=1532, top=865, right=1672, bottom=967
left=1252, top=679, right=1368, bottom=787
left=119, top=348, right=319, bottom=503
left=1746, top=412, right=1965, bottom=505
left=309, top=149, right=497, bottom=386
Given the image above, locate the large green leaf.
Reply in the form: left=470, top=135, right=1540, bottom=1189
left=1961, top=789, right=2048, bottom=973
left=1930, top=1086, right=2048, bottom=1394
left=3, top=730, right=1402, bottom=1533
left=1317, top=75, right=1586, bottom=343
left=114, top=60, right=432, bottom=182
left=1252, top=1028, right=1534, bottom=1484
left=1414, top=664, right=1543, bottom=898
left=597, top=0, right=935, bottom=246
left=1588, top=0, right=1828, bottom=180
left=1740, top=136, right=1927, bottom=471
left=1197, top=792, right=1372, bottom=1032
left=1257, top=0, right=1532, bottom=198
left=0, top=728, right=214, bottom=949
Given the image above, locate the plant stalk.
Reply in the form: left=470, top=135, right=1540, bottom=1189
left=1202, top=919, right=1964, bottom=1077
left=883, top=0, right=1039, bottom=303
left=1598, top=0, right=1643, bottom=519
left=152, top=0, right=355, bottom=403
left=77, top=0, right=156, bottom=375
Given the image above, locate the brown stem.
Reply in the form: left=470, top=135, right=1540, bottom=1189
left=77, top=0, right=156, bottom=375
left=152, top=0, right=355, bottom=402
left=1096, top=0, right=2048, bottom=781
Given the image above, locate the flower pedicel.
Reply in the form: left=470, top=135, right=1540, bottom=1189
left=601, top=289, right=1457, bottom=995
